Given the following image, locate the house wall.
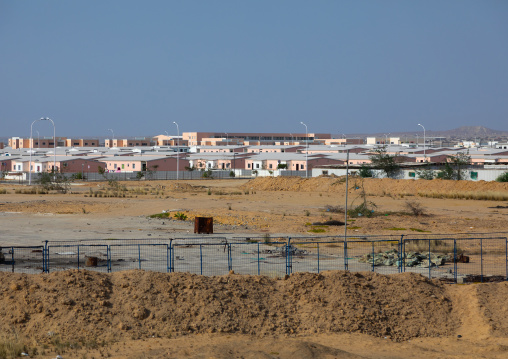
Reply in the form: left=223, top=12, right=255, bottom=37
left=147, top=157, right=190, bottom=171
left=59, top=159, right=105, bottom=173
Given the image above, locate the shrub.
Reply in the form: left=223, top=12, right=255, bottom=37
left=416, top=167, right=435, bottom=180
left=324, top=204, right=343, bottom=213
left=174, top=212, right=188, bottom=221
left=404, top=200, right=426, bottom=216
left=496, top=172, right=508, bottom=182
left=358, top=165, right=373, bottom=178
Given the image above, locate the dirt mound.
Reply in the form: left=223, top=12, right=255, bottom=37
left=243, top=177, right=508, bottom=196
left=0, top=200, right=123, bottom=214
left=1, top=270, right=458, bottom=343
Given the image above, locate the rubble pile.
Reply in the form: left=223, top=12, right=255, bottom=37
left=359, top=249, right=452, bottom=268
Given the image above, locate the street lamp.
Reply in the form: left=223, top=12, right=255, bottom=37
left=225, top=132, right=228, bottom=144
left=30, top=117, right=56, bottom=185
left=36, top=130, right=40, bottom=148
left=300, top=122, right=308, bottom=178
left=384, top=133, right=390, bottom=145
left=173, top=121, right=179, bottom=180
left=418, top=123, right=426, bottom=161
left=107, top=129, right=114, bottom=147
left=290, top=133, right=293, bottom=145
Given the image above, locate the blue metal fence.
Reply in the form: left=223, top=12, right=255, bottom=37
left=1, top=236, right=507, bottom=283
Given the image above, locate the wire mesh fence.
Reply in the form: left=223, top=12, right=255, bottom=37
left=0, top=246, right=45, bottom=274
left=1, top=236, right=507, bottom=282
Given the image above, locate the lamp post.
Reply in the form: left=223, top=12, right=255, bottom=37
left=29, top=119, right=39, bottom=185
left=29, top=117, right=56, bottom=185
left=418, top=123, right=426, bottom=161
left=225, top=132, right=228, bottom=144
left=290, top=133, right=293, bottom=145
left=300, top=122, right=308, bottom=178
left=107, top=129, right=114, bottom=147
left=36, top=130, right=40, bottom=148
left=29, top=117, right=55, bottom=185
left=384, top=133, right=390, bottom=145
left=173, top=121, right=179, bottom=180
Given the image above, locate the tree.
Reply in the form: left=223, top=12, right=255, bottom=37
left=36, top=170, right=70, bottom=193
left=449, top=151, right=471, bottom=181
left=496, top=172, right=508, bottom=182
left=368, top=146, right=401, bottom=178
left=437, top=151, right=471, bottom=180
left=416, top=165, right=435, bottom=180
left=277, top=163, right=287, bottom=170
left=358, top=165, right=373, bottom=178
left=436, top=163, right=454, bottom=180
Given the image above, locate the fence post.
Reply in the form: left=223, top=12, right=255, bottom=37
left=399, top=235, right=404, bottom=273
left=44, top=240, right=48, bottom=273
left=454, top=239, right=457, bottom=283
left=257, top=242, right=260, bottom=276
left=286, top=237, right=292, bottom=275
left=344, top=240, right=348, bottom=271
left=200, top=244, right=203, bottom=275
left=138, top=244, right=141, bottom=270
left=106, top=245, right=111, bottom=273
left=44, top=241, right=49, bottom=273
left=169, top=239, right=174, bottom=273
left=428, top=238, right=431, bottom=279
left=480, top=238, right=483, bottom=283
left=11, top=247, right=14, bottom=273
left=317, top=243, right=320, bottom=274
left=403, top=239, right=406, bottom=273
left=371, top=241, right=375, bottom=272
left=227, top=244, right=232, bottom=271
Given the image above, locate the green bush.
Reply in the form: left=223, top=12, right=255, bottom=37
left=174, top=212, right=188, bottom=221
left=358, top=165, right=373, bottom=178
left=496, top=172, right=508, bottom=182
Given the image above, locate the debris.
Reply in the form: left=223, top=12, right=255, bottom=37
left=359, top=249, right=452, bottom=268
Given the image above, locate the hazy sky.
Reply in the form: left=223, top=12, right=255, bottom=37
left=1, top=1, right=507, bottom=138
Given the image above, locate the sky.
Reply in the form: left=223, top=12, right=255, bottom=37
left=1, top=1, right=507, bottom=138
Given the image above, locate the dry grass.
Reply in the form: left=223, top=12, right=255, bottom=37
left=418, top=191, right=508, bottom=201
left=404, top=239, right=459, bottom=254
left=0, top=335, right=28, bottom=359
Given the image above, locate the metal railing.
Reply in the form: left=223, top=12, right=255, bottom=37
left=1, top=235, right=507, bottom=283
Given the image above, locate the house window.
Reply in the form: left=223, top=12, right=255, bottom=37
left=248, top=163, right=251, bottom=168
left=269, top=164, right=273, bottom=169
left=322, top=170, right=328, bottom=175
left=409, top=172, right=416, bottom=178
left=133, top=164, right=136, bottom=169
left=301, top=165, right=305, bottom=170
left=471, top=172, right=478, bottom=180
left=256, top=164, right=260, bottom=169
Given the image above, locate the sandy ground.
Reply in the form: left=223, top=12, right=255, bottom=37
left=1, top=177, right=508, bottom=245
left=1, top=177, right=508, bottom=358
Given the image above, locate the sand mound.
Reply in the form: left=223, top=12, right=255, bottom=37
left=243, top=177, right=508, bottom=196
left=1, top=270, right=459, bottom=343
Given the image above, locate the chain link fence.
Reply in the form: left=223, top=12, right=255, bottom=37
left=1, top=235, right=507, bottom=283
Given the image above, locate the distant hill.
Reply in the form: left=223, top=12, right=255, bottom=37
left=348, top=126, right=508, bottom=139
